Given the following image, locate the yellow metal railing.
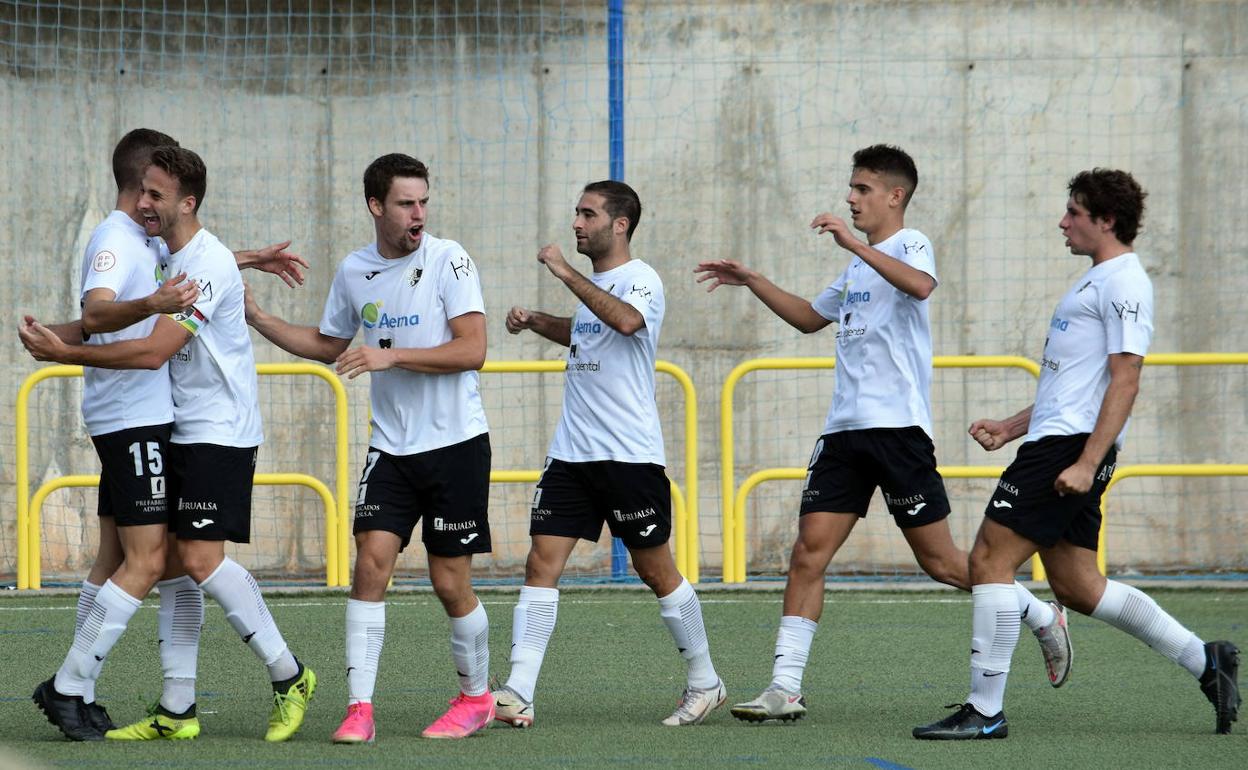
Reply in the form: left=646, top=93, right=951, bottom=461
left=482, top=360, right=699, bottom=583
left=26, top=473, right=337, bottom=590
left=16, top=363, right=351, bottom=589
left=720, top=356, right=1039, bottom=583
left=723, top=353, right=1248, bottom=584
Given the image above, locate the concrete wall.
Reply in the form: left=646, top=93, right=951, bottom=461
left=2, top=1, right=1246, bottom=582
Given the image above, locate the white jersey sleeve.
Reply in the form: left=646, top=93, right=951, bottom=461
left=1098, top=267, right=1154, bottom=356
left=318, top=263, right=361, bottom=340
left=810, top=268, right=848, bottom=322
left=896, top=231, right=937, bottom=283
left=81, top=228, right=146, bottom=300
left=438, top=245, right=486, bottom=320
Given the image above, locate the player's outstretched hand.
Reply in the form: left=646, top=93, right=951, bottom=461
left=18, top=318, right=66, bottom=362
left=244, top=240, right=308, bottom=288
left=149, top=271, right=199, bottom=315
left=335, top=345, right=394, bottom=380
left=810, top=212, right=862, bottom=252
left=968, top=419, right=1010, bottom=451
left=693, top=259, right=752, bottom=292
left=506, top=306, right=532, bottom=334
left=1054, top=462, right=1095, bottom=497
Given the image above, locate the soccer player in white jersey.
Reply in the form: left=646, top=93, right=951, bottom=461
left=21, top=146, right=316, bottom=743
left=245, top=153, right=494, bottom=743
left=27, top=130, right=308, bottom=743
left=694, top=145, right=1060, bottom=723
left=914, top=169, right=1240, bottom=739
left=494, top=180, right=726, bottom=728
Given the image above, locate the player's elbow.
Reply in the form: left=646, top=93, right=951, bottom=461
left=137, top=351, right=170, bottom=370
left=80, top=311, right=108, bottom=335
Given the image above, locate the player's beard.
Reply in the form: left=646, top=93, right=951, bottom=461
left=576, top=227, right=612, bottom=260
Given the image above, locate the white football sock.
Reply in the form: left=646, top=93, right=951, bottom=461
left=1092, top=580, right=1206, bottom=677
left=198, top=557, right=299, bottom=682
left=1015, top=582, right=1054, bottom=632
left=506, top=585, right=559, bottom=703
left=73, top=580, right=102, bottom=702
left=771, top=615, right=818, bottom=693
left=157, top=575, right=203, bottom=714
left=657, top=578, right=719, bottom=690
left=345, top=598, right=385, bottom=704
left=55, top=580, right=141, bottom=699
left=967, top=583, right=1020, bottom=716
left=448, top=600, right=489, bottom=696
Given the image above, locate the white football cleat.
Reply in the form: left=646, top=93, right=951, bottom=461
left=491, top=685, right=534, bottom=728
left=661, top=680, right=726, bottom=726
left=730, top=684, right=807, bottom=722
left=1035, top=600, right=1073, bottom=687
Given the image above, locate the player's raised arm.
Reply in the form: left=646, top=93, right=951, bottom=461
left=694, top=258, right=830, bottom=333
left=538, top=243, right=644, bottom=336
left=505, top=305, right=572, bottom=346
left=811, top=213, right=935, bottom=300
left=244, top=282, right=349, bottom=364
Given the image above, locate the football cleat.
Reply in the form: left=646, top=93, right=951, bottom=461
left=265, top=664, right=316, bottom=742
left=32, top=677, right=102, bottom=741
left=1034, top=601, right=1073, bottom=687
left=492, top=685, right=534, bottom=728
left=662, top=679, right=726, bottom=726
left=730, top=684, right=807, bottom=723
left=422, top=692, right=494, bottom=739
left=913, top=702, right=1008, bottom=740
left=1199, top=641, right=1241, bottom=734
left=332, top=702, right=375, bottom=744
left=106, top=704, right=200, bottom=741
left=83, top=700, right=117, bottom=732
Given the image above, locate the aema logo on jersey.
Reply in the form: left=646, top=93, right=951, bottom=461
left=361, top=301, right=419, bottom=330
left=573, top=320, right=603, bottom=334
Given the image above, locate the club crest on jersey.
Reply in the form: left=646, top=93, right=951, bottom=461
left=407, top=267, right=423, bottom=287
left=92, top=251, right=116, bottom=272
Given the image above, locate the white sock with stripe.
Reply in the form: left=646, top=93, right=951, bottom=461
left=770, top=615, right=818, bottom=693
left=657, top=578, right=719, bottom=690
left=967, top=583, right=1020, bottom=717
left=345, top=598, right=385, bottom=704
left=198, top=557, right=299, bottom=682
left=55, top=580, right=142, bottom=698
left=448, top=600, right=489, bottom=696
left=1092, top=580, right=1206, bottom=677
left=157, top=575, right=203, bottom=714
left=506, top=585, right=559, bottom=703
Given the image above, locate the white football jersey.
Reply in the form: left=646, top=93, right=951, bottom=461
left=1025, top=253, right=1154, bottom=448
left=810, top=228, right=938, bottom=437
left=162, top=228, right=263, bottom=448
left=547, top=258, right=666, bottom=465
left=319, top=233, right=488, bottom=456
left=78, top=210, right=174, bottom=436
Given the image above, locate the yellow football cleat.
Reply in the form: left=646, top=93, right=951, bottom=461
left=265, top=665, right=316, bottom=742
left=105, top=705, right=201, bottom=741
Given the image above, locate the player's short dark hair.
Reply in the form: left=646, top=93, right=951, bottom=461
left=1068, top=168, right=1147, bottom=245
left=363, top=153, right=430, bottom=204
left=852, top=144, right=918, bottom=206
left=112, top=128, right=178, bottom=193
left=149, top=146, right=207, bottom=214
left=582, top=180, right=642, bottom=240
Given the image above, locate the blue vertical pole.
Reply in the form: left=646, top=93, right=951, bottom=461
left=608, top=0, right=629, bottom=581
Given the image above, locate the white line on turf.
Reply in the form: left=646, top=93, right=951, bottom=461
left=0, top=597, right=969, bottom=612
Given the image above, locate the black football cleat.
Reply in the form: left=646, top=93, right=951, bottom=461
left=32, top=677, right=104, bottom=741
left=913, top=702, right=1008, bottom=740
left=1199, top=641, right=1241, bottom=734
